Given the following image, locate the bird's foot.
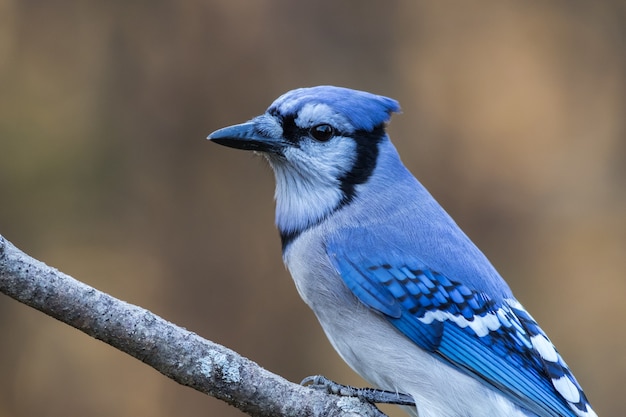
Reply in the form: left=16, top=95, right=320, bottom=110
left=301, top=375, right=415, bottom=406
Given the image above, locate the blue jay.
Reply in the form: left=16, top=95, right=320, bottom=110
left=207, top=86, right=597, bottom=417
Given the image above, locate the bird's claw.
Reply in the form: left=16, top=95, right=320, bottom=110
left=301, top=375, right=415, bottom=406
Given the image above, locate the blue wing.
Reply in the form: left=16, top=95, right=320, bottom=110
left=326, top=238, right=593, bottom=417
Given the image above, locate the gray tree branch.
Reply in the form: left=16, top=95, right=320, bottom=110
left=0, top=235, right=386, bottom=417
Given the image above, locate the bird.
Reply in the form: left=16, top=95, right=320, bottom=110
left=207, top=86, right=597, bottom=417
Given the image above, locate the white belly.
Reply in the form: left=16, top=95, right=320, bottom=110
left=284, top=234, right=530, bottom=417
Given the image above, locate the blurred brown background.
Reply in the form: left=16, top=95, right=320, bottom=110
left=0, top=2, right=624, bottom=416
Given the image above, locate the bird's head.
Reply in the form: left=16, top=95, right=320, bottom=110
left=208, top=86, right=401, bottom=245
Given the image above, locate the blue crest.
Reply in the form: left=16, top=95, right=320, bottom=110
left=269, top=86, right=401, bottom=131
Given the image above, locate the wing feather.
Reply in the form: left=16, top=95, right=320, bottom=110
left=327, top=239, right=592, bottom=417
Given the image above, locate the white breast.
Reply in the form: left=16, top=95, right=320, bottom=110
left=283, top=228, right=531, bottom=417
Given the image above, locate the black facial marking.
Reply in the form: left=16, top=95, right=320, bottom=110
left=281, top=124, right=386, bottom=252
left=280, top=229, right=299, bottom=251
left=337, top=124, right=385, bottom=206
left=279, top=114, right=304, bottom=145
left=268, top=109, right=349, bottom=147
left=267, top=110, right=306, bottom=147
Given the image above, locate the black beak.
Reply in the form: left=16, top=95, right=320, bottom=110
left=207, top=119, right=284, bottom=153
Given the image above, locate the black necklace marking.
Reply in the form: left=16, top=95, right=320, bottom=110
left=280, top=124, right=386, bottom=251
left=337, top=125, right=384, bottom=206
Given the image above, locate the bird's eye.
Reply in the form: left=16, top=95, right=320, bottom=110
left=309, top=124, right=335, bottom=142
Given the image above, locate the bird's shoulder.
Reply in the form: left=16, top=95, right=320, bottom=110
left=324, top=223, right=593, bottom=417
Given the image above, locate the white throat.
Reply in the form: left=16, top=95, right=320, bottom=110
left=268, top=157, right=345, bottom=235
